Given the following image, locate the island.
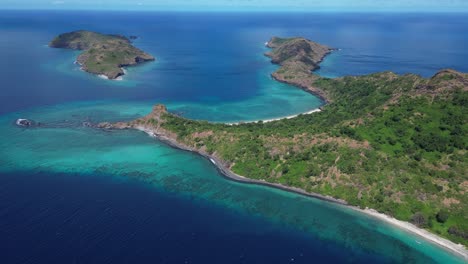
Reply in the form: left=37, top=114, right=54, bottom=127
left=97, top=37, right=467, bottom=253
left=49, top=30, right=155, bottom=79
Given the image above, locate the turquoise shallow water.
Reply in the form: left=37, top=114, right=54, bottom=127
left=40, top=47, right=323, bottom=123
left=1, top=11, right=468, bottom=263
left=0, top=103, right=465, bottom=263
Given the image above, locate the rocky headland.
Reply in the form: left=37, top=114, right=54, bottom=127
left=265, top=37, right=336, bottom=102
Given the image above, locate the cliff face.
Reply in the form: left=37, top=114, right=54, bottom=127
left=49, top=30, right=155, bottom=79
left=265, top=37, right=335, bottom=102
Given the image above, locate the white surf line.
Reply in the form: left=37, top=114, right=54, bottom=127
left=361, top=208, right=468, bottom=260
left=77, top=60, right=125, bottom=81
left=227, top=108, right=321, bottom=125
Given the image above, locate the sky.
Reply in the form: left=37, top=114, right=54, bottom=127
left=2, top=0, right=468, bottom=12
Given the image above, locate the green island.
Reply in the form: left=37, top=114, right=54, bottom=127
left=49, top=30, right=154, bottom=79
left=98, top=37, right=468, bottom=247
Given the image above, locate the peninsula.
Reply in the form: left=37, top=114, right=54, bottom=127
left=49, top=30, right=155, bottom=79
left=98, top=37, right=468, bottom=253
left=265, top=37, right=335, bottom=102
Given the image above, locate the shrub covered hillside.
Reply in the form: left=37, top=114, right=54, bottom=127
left=156, top=69, right=467, bottom=245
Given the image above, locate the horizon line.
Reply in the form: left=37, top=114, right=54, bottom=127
left=1, top=8, right=468, bottom=13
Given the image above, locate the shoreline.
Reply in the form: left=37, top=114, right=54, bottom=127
left=134, top=126, right=349, bottom=206
left=227, top=108, right=322, bottom=125
left=271, top=73, right=331, bottom=104
left=359, top=208, right=468, bottom=260
left=226, top=39, right=332, bottom=125
left=75, top=60, right=126, bottom=81
left=135, top=126, right=468, bottom=260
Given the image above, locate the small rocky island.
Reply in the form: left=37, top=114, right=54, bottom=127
left=49, top=30, right=155, bottom=79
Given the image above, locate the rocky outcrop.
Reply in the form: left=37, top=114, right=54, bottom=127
left=16, top=118, right=33, bottom=127
left=15, top=119, right=36, bottom=127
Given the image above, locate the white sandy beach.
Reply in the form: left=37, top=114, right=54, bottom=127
left=227, top=108, right=321, bottom=125
left=360, top=208, right=468, bottom=260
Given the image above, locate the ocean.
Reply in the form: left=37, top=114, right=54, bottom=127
left=0, top=11, right=467, bottom=263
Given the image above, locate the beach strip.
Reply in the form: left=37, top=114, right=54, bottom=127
left=227, top=108, right=321, bottom=125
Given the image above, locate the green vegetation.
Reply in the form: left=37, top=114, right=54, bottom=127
left=103, top=37, right=467, bottom=246
left=49, top=30, right=154, bottom=79
left=153, top=70, right=468, bottom=245
left=437, top=210, right=450, bottom=223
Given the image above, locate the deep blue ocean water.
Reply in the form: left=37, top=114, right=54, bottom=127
left=0, top=11, right=467, bottom=263
left=1, top=171, right=389, bottom=263
left=1, top=11, right=468, bottom=118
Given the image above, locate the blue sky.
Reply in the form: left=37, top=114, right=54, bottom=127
left=2, top=0, right=468, bottom=12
